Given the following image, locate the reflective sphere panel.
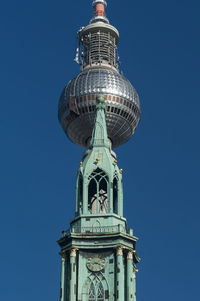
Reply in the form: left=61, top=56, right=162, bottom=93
left=58, top=68, right=140, bottom=148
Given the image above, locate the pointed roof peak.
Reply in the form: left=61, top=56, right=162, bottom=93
left=89, top=94, right=110, bottom=149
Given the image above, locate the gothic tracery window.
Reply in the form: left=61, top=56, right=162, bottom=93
left=97, top=282, right=104, bottom=301
left=88, top=168, right=108, bottom=214
left=89, top=282, right=95, bottom=301
left=88, top=280, right=104, bottom=301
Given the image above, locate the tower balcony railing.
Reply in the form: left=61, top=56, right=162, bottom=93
left=62, top=224, right=131, bottom=237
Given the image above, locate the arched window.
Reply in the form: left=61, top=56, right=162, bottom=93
left=99, top=178, right=108, bottom=214
left=113, top=177, right=118, bottom=214
left=88, top=179, right=97, bottom=214
left=88, top=168, right=108, bottom=214
left=88, top=280, right=104, bottom=301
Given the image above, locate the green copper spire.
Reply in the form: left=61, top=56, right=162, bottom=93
left=58, top=94, right=140, bottom=301
left=89, top=94, right=110, bottom=149
left=71, top=94, right=126, bottom=228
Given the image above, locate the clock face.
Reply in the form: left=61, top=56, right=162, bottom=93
left=87, top=257, right=105, bottom=272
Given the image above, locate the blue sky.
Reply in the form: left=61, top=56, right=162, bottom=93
left=1, top=0, right=200, bottom=300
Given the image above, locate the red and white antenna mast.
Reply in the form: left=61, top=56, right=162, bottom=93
left=91, top=0, right=109, bottom=23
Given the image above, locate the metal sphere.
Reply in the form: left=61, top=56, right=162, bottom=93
left=58, top=68, right=140, bottom=148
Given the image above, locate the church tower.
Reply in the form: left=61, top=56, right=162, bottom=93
left=57, top=1, right=141, bottom=301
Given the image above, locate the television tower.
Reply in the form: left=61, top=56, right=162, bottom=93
left=57, top=1, right=141, bottom=301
